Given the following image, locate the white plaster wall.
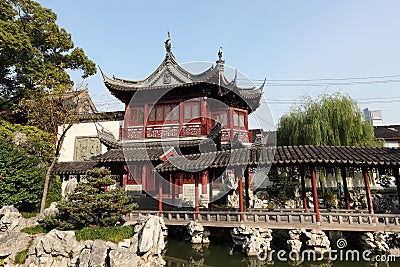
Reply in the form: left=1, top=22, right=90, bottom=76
left=58, top=120, right=123, bottom=162
left=384, top=140, right=399, bottom=148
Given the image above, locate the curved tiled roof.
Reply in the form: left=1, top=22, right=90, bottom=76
left=52, top=144, right=400, bottom=175
left=100, top=40, right=264, bottom=110
left=155, top=145, right=400, bottom=172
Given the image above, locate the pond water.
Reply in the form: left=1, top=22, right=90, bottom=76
left=164, top=237, right=399, bottom=267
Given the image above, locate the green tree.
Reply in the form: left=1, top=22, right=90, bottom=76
left=0, top=119, right=54, bottom=163
left=44, top=168, right=137, bottom=230
left=0, top=0, right=96, bottom=119
left=0, top=141, right=45, bottom=211
left=277, top=93, right=379, bottom=146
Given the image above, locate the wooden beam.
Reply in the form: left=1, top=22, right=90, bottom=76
left=362, top=167, right=374, bottom=214
left=310, top=166, right=320, bottom=224
left=341, top=166, right=351, bottom=211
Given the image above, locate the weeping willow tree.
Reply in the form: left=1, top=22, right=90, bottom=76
left=277, top=93, right=379, bottom=146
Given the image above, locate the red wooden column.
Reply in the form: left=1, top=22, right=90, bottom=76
left=143, top=104, right=148, bottom=138
left=310, top=166, right=321, bottom=224
left=394, top=167, right=400, bottom=204
left=158, top=176, right=163, bottom=216
left=209, top=170, right=214, bottom=210
left=122, top=165, right=129, bottom=190
left=201, top=171, right=208, bottom=196
left=341, top=166, right=351, bottom=211
left=141, top=165, right=147, bottom=192
left=200, top=97, right=208, bottom=135
left=238, top=175, right=244, bottom=222
left=244, top=167, right=250, bottom=211
left=171, top=174, right=176, bottom=207
left=195, top=173, right=199, bottom=221
left=362, top=167, right=374, bottom=214
left=229, top=107, right=234, bottom=140
left=300, top=165, right=308, bottom=212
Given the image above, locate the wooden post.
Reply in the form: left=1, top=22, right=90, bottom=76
left=143, top=104, right=148, bottom=138
left=122, top=165, right=129, bottom=190
left=209, top=170, right=213, bottom=210
left=229, top=107, right=234, bottom=140
left=202, top=171, right=208, bottom=196
left=310, top=166, right=320, bottom=224
left=158, top=176, right=162, bottom=216
left=300, top=165, right=308, bottom=212
left=341, top=166, right=351, bottom=211
left=195, top=173, right=199, bottom=220
left=244, top=167, right=250, bottom=211
left=362, top=167, right=374, bottom=214
left=238, top=176, right=244, bottom=222
left=172, top=174, right=176, bottom=207
left=394, top=167, right=400, bottom=204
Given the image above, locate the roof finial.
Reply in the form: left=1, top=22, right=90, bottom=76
left=165, top=31, right=171, bottom=53
left=216, top=47, right=225, bottom=64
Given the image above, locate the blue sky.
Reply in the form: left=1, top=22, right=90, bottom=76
left=37, top=0, right=400, bottom=126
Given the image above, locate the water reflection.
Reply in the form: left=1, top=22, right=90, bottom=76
left=164, top=237, right=398, bottom=267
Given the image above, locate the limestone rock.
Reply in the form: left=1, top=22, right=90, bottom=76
left=187, top=221, right=210, bottom=244
left=287, top=229, right=302, bottom=253
left=0, top=231, right=32, bottom=265
left=231, top=225, right=273, bottom=257
left=138, top=215, right=166, bottom=255
left=359, top=232, right=390, bottom=253
left=0, top=205, right=26, bottom=233
left=303, top=229, right=330, bottom=254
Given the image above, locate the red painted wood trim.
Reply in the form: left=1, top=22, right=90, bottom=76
left=310, top=166, right=320, bottom=223
left=195, top=174, right=199, bottom=220
left=362, top=167, right=374, bottom=214
left=238, top=177, right=244, bottom=222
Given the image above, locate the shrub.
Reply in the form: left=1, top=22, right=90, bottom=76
left=74, top=225, right=134, bottom=243
left=0, top=141, right=45, bottom=211
left=44, top=168, right=137, bottom=230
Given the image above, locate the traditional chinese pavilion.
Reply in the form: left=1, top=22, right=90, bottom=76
left=94, top=34, right=265, bottom=209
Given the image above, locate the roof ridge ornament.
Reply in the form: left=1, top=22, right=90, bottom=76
left=165, top=31, right=172, bottom=53
left=216, top=47, right=225, bottom=64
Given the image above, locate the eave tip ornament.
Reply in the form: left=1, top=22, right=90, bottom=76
left=164, top=31, right=171, bottom=53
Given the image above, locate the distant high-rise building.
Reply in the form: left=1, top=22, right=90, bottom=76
left=363, top=108, right=383, bottom=126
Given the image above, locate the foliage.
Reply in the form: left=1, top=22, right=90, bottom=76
left=21, top=224, right=48, bottom=234
left=277, top=93, right=380, bottom=146
left=46, top=173, right=62, bottom=207
left=0, top=120, right=54, bottom=164
left=74, top=225, right=134, bottom=243
left=44, top=168, right=138, bottom=230
left=267, top=169, right=297, bottom=201
left=14, top=239, right=33, bottom=264
left=0, top=140, right=45, bottom=211
left=324, top=189, right=338, bottom=209
left=0, top=0, right=96, bottom=120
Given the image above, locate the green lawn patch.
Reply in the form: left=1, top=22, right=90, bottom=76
left=21, top=224, right=48, bottom=235
left=74, top=225, right=134, bottom=243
